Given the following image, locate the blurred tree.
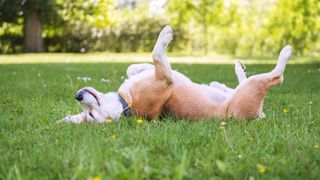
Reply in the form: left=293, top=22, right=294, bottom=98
left=0, top=0, right=59, bottom=52
left=52, top=0, right=113, bottom=52
left=167, top=0, right=193, bottom=51
left=191, top=0, right=223, bottom=54
left=265, top=0, right=320, bottom=55
left=168, top=0, right=224, bottom=54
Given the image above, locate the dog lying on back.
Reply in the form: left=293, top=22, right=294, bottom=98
left=61, top=25, right=292, bottom=123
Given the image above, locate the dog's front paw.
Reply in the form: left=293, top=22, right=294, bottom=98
left=56, top=119, right=65, bottom=124
left=56, top=116, right=72, bottom=124
left=58, top=114, right=83, bottom=124
left=158, top=25, right=173, bottom=46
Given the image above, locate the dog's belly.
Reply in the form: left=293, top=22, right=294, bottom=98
left=164, top=84, right=225, bottom=120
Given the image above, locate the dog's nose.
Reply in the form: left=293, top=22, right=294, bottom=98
left=75, top=91, right=84, bottom=101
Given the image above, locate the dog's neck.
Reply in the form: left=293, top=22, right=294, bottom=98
left=102, top=92, right=124, bottom=120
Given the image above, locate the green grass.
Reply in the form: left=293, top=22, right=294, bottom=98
left=0, top=62, right=320, bottom=179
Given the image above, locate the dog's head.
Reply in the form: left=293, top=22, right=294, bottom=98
left=75, top=87, right=123, bottom=122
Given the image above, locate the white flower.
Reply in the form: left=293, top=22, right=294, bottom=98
left=101, top=78, right=111, bottom=83
left=77, top=76, right=91, bottom=82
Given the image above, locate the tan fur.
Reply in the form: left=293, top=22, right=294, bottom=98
left=130, top=71, right=284, bottom=121
left=164, top=84, right=224, bottom=120
left=222, top=75, right=272, bottom=119
left=130, top=76, right=172, bottom=120
left=124, top=26, right=291, bottom=121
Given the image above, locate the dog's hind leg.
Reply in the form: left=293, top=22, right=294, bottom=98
left=223, top=45, right=292, bottom=119
left=152, top=25, right=174, bottom=84
left=270, top=45, right=292, bottom=82
left=209, top=60, right=247, bottom=95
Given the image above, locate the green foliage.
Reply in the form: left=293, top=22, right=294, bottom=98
left=0, top=0, right=58, bottom=24
left=0, top=62, right=320, bottom=179
left=264, top=0, right=320, bottom=55
left=0, top=0, right=320, bottom=56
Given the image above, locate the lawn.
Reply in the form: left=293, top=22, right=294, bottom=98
left=0, top=61, right=320, bottom=179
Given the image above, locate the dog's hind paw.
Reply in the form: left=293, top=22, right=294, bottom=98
left=259, top=112, right=266, bottom=119
left=279, top=45, right=292, bottom=61
left=235, top=60, right=247, bottom=84
left=235, top=60, right=246, bottom=74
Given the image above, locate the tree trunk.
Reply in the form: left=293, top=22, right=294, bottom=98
left=23, top=9, right=44, bottom=52
left=203, top=22, right=208, bottom=55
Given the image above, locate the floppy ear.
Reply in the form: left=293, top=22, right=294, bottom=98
left=57, top=112, right=86, bottom=124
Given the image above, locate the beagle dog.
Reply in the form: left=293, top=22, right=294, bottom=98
left=62, top=25, right=292, bottom=123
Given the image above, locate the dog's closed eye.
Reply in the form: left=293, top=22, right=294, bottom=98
left=83, top=88, right=101, bottom=106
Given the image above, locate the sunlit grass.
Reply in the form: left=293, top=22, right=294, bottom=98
left=0, top=61, right=320, bottom=179
left=0, top=52, right=319, bottom=64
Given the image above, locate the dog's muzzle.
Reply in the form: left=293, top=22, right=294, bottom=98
left=75, top=89, right=100, bottom=106
left=75, top=91, right=84, bottom=101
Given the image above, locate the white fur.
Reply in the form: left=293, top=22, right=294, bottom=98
left=272, top=45, right=292, bottom=75
left=61, top=89, right=123, bottom=123
left=235, top=60, right=247, bottom=84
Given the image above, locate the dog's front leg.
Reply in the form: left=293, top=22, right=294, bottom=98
left=152, top=25, right=174, bottom=84
left=58, top=112, right=86, bottom=123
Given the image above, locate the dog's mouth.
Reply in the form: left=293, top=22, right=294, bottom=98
left=83, top=88, right=100, bottom=106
